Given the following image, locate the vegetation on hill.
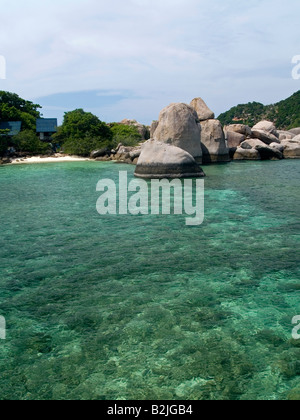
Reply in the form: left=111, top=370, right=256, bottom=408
left=218, top=91, right=300, bottom=130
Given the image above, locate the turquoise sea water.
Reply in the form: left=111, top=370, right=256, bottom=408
left=0, top=160, right=299, bottom=400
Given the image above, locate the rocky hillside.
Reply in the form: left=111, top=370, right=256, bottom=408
left=218, top=91, right=300, bottom=130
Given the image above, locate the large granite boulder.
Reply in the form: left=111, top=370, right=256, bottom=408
left=256, top=145, right=283, bottom=160
left=240, top=139, right=283, bottom=160
left=190, top=97, right=215, bottom=121
left=233, top=148, right=261, bottom=160
left=224, top=124, right=252, bottom=137
left=282, top=141, right=300, bottom=159
left=270, top=143, right=284, bottom=153
left=135, top=140, right=205, bottom=179
left=200, top=119, right=230, bottom=163
left=251, top=129, right=280, bottom=145
left=277, top=130, right=295, bottom=141
left=226, top=131, right=245, bottom=148
left=289, top=128, right=300, bottom=136
left=252, top=121, right=279, bottom=137
left=90, top=148, right=111, bottom=159
left=153, top=103, right=202, bottom=161
left=241, top=139, right=266, bottom=149
left=292, top=134, right=300, bottom=142
left=150, top=121, right=159, bottom=138
left=114, top=145, right=142, bottom=164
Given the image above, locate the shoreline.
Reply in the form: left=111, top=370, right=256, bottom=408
left=8, top=154, right=93, bottom=165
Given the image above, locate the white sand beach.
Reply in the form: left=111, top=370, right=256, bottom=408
left=10, top=154, right=93, bottom=164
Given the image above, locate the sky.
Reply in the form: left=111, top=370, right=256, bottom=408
left=0, top=0, right=299, bottom=125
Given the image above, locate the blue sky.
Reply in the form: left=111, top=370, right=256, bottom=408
left=0, top=0, right=299, bottom=125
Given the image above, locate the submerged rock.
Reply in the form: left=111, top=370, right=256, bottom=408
left=134, top=140, right=205, bottom=179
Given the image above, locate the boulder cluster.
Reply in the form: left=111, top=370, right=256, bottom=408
left=90, top=97, right=300, bottom=179
left=225, top=121, right=300, bottom=160
left=135, top=98, right=230, bottom=178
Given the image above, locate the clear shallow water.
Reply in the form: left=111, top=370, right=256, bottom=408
left=0, top=160, right=299, bottom=400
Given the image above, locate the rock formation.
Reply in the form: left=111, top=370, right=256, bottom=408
left=134, top=140, right=205, bottom=179
left=226, top=131, right=246, bottom=149
left=252, top=121, right=279, bottom=137
left=289, top=128, right=300, bottom=136
left=233, top=148, right=261, bottom=160
left=199, top=119, right=230, bottom=163
left=150, top=121, right=159, bottom=138
left=240, top=139, right=283, bottom=160
left=224, top=124, right=252, bottom=137
left=120, top=119, right=150, bottom=140
left=251, top=129, right=280, bottom=145
left=153, top=103, right=202, bottom=161
left=225, top=119, right=300, bottom=160
left=190, top=97, right=215, bottom=121
left=281, top=134, right=300, bottom=158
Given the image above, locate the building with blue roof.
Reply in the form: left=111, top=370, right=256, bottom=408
left=36, top=118, right=57, bottom=141
left=0, top=121, right=22, bottom=136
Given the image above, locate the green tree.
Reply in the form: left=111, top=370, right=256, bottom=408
left=54, top=109, right=113, bottom=156
left=0, top=91, right=42, bottom=131
left=218, top=91, right=300, bottom=130
left=0, top=136, right=9, bottom=156
left=13, top=130, right=51, bottom=155
left=110, top=123, right=142, bottom=147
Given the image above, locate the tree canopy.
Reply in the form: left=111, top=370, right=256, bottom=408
left=0, top=91, right=42, bottom=131
left=218, top=91, right=300, bottom=130
left=110, top=123, right=142, bottom=147
left=54, top=109, right=113, bottom=156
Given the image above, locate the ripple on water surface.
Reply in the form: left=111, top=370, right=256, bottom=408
left=0, top=160, right=299, bottom=400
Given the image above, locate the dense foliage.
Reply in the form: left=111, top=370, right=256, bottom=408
left=110, top=123, right=142, bottom=147
left=53, top=109, right=113, bottom=156
left=0, top=135, right=9, bottom=156
left=218, top=90, right=300, bottom=130
left=13, top=130, right=51, bottom=155
left=0, top=91, right=42, bottom=131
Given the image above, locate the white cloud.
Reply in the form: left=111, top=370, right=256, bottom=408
left=0, top=0, right=299, bottom=123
